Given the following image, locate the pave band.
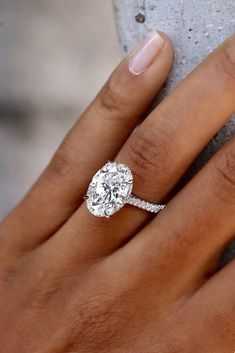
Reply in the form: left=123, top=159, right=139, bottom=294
left=85, top=161, right=166, bottom=218
left=126, top=195, right=165, bottom=214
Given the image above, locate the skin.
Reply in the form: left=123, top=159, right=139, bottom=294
left=1, top=31, right=235, bottom=352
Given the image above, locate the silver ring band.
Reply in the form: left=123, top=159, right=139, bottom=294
left=85, top=161, right=165, bottom=218
left=126, top=194, right=165, bottom=214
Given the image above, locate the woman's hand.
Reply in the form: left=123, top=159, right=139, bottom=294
left=1, top=30, right=235, bottom=353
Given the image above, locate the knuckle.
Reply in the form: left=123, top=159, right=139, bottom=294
left=214, top=142, right=235, bottom=202
left=32, top=279, right=63, bottom=308
left=215, top=41, right=235, bottom=88
left=128, top=127, right=172, bottom=185
left=0, top=257, right=26, bottom=286
left=28, top=270, right=74, bottom=309
left=69, top=293, right=125, bottom=351
left=0, top=265, right=16, bottom=287
left=79, top=295, right=120, bottom=334
left=98, top=74, right=127, bottom=115
left=47, top=142, right=73, bottom=180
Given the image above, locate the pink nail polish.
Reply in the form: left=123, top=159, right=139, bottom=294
left=129, top=31, right=165, bottom=75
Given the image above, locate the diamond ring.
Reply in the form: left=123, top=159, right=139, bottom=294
left=85, top=161, right=165, bottom=218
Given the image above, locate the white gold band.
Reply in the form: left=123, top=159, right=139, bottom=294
left=126, top=194, right=165, bottom=214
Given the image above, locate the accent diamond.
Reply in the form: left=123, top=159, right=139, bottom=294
left=86, top=162, right=133, bottom=217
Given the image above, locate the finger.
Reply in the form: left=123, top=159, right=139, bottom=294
left=0, top=31, right=173, bottom=253
left=50, top=34, right=235, bottom=264
left=121, top=137, right=235, bottom=293
left=187, top=261, right=235, bottom=350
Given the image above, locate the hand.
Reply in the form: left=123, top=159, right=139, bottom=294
left=1, top=30, right=235, bottom=353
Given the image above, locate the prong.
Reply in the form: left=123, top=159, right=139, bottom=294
left=83, top=195, right=89, bottom=200
left=104, top=210, right=111, bottom=218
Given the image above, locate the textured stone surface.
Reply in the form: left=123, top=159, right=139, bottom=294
left=113, top=0, right=235, bottom=165
left=113, top=0, right=235, bottom=264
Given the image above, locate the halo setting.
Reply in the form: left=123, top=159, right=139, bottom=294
left=86, top=162, right=133, bottom=217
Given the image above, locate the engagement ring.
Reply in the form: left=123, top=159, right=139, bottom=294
left=85, top=162, right=165, bottom=218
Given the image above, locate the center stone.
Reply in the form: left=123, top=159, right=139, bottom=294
left=86, top=162, right=133, bottom=217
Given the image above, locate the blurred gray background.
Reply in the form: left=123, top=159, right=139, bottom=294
left=0, top=1, right=120, bottom=219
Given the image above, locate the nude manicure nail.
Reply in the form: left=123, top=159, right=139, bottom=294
left=129, top=31, right=165, bottom=75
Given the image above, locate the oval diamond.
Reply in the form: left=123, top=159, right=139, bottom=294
left=86, top=162, right=133, bottom=217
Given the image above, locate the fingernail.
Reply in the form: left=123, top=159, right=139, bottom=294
left=129, top=31, right=165, bottom=75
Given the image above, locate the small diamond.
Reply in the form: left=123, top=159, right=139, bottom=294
left=86, top=162, right=133, bottom=217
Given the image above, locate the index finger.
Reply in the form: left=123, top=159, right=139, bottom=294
left=0, top=31, right=173, bottom=253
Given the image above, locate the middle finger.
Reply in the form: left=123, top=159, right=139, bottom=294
left=46, top=34, right=235, bottom=264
